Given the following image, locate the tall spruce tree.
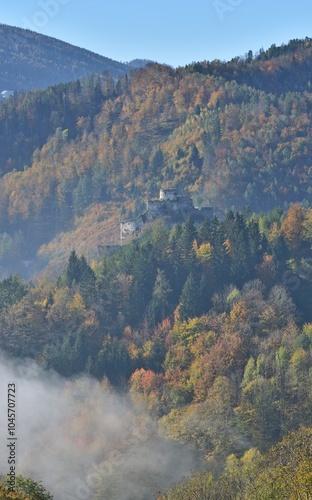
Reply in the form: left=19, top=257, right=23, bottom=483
left=65, top=250, right=82, bottom=286
left=179, top=272, right=199, bottom=321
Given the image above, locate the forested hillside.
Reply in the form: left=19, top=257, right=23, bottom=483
left=3, top=60, right=312, bottom=220
left=0, top=38, right=312, bottom=275
left=187, top=37, right=312, bottom=93
left=1, top=37, right=312, bottom=499
left=0, top=24, right=129, bottom=91
left=0, top=205, right=312, bottom=498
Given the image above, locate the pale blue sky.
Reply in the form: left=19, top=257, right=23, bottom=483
left=2, top=0, right=312, bottom=66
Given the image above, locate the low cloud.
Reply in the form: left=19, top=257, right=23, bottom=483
left=0, top=353, right=197, bottom=499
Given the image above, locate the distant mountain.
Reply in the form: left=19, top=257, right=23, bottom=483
left=127, top=59, right=155, bottom=69
left=0, top=24, right=130, bottom=91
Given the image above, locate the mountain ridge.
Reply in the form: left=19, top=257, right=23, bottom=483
left=0, top=23, right=130, bottom=90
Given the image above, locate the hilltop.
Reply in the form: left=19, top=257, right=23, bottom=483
left=186, top=36, right=312, bottom=93
left=0, top=24, right=129, bottom=91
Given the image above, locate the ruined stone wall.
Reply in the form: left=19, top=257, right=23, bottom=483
left=159, top=188, right=178, bottom=201
left=121, top=189, right=213, bottom=239
left=120, top=216, right=145, bottom=239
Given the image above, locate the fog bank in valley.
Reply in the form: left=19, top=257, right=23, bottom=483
left=0, top=353, right=197, bottom=499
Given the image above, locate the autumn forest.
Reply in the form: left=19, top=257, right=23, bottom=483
left=0, top=34, right=312, bottom=499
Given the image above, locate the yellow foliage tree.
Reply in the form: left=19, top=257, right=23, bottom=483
left=281, top=203, right=305, bottom=252
left=194, top=242, right=213, bottom=264
left=260, top=426, right=312, bottom=499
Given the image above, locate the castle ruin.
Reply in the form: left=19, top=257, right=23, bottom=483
left=120, top=188, right=213, bottom=240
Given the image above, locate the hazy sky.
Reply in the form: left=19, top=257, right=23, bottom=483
left=1, top=0, right=312, bottom=66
